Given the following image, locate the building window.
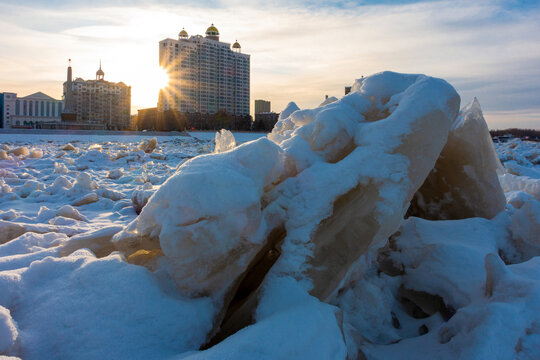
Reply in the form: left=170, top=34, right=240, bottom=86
left=35, top=101, right=38, bottom=116
left=16, top=100, right=20, bottom=115
left=47, top=102, right=50, bottom=117
left=41, top=101, right=45, bottom=116
left=29, top=101, right=33, bottom=116
left=58, top=102, right=62, bottom=115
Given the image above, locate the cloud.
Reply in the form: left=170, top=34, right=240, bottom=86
left=0, top=0, right=539, bottom=128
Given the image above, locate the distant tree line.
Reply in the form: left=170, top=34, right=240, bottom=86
left=137, top=108, right=253, bottom=132
left=490, top=128, right=540, bottom=140
left=252, top=113, right=279, bottom=132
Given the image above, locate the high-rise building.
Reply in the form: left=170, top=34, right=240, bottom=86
left=158, top=24, right=250, bottom=117
left=62, top=61, right=131, bottom=130
left=255, top=99, right=271, bottom=114
left=0, top=91, right=62, bottom=129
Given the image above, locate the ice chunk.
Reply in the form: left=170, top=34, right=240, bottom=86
left=268, top=102, right=302, bottom=145
left=60, top=226, right=123, bottom=257
left=0, top=150, right=12, bottom=160
left=114, top=137, right=291, bottom=299
left=387, top=215, right=508, bottom=308
left=319, top=96, right=338, bottom=106
left=49, top=176, right=72, bottom=191
left=49, top=217, right=81, bottom=226
left=0, top=305, right=19, bottom=356
left=131, top=182, right=154, bottom=214
left=107, top=168, right=124, bottom=179
left=139, top=137, right=157, bottom=153
left=366, top=255, right=540, bottom=359
left=504, top=160, right=540, bottom=178
left=53, top=162, right=69, bottom=174
left=499, top=173, right=540, bottom=201
left=214, top=129, right=236, bottom=153
left=0, top=210, right=18, bottom=221
left=72, top=192, right=99, bottom=206
left=484, top=253, right=508, bottom=297
left=279, top=101, right=300, bottom=121
left=295, top=72, right=460, bottom=301
left=0, top=179, right=12, bottom=194
left=28, top=149, right=42, bottom=159
left=71, top=172, right=97, bottom=192
left=510, top=198, right=540, bottom=259
left=407, top=98, right=506, bottom=220
left=56, top=205, right=88, bottom=222
left=98, top=188, right=125, bottom=201
left=115, top=72, right=460, bottom=344
left=0, top=232, right=68, bottom=257
left=62, top=143, right=76, bottom=151
left=506, top=190, right=534, bottom=209
left=149, top=153, right=166, bottom=160
left=77, top=149, right=111, bottom=164
left=334, top=271, right=400, bottom=345
left=8, top=147, right=29, bottom=157
left=17, top=180, right=44, bottom=198
left=0, top=221, right=28, bottom=245
left=36, top=206, right=55, bottom=221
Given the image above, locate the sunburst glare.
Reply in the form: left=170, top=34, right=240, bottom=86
left=130, top=65, right=170, bottom=111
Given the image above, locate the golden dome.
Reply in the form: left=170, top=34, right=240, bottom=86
left=179, top=28, right=188, bottom=38
left=206, top=24, right=219, bottom=35
left=232, top=40, right=241, bottom=48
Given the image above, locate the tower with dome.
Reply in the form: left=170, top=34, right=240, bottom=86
left=158, top=24, right=250, bottom=120
left=61, top=60, right=131, bottom=130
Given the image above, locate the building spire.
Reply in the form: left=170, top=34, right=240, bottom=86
left=96, top=60, right=105, bottom=80
left=64, top=58, right=75, bottom=116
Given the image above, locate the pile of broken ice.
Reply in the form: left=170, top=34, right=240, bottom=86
left=2, top=71, right=539, bottom=359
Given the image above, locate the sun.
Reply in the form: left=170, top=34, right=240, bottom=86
left=142, top=65, right=170, bottom=93
left=154, top=66, right=171, bottom=90
left=130, top=65, right=170, bottom=111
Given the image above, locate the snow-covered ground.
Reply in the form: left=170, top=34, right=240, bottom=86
left=0, top=109, right=539, bottom=357
left=0, top=131, right=266, bottom=359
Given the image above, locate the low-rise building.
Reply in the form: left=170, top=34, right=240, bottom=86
left=0, top=92, right=62, bottom=129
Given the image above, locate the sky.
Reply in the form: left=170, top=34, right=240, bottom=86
left=0, top=0, right=539, bottom=129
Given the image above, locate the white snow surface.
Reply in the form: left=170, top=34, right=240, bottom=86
left=0, top=72, right=539, bottom=359
left=0, top=131, right=262, bottom=360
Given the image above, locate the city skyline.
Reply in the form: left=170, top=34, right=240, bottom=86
left=0, top=0, right=539, bottom=128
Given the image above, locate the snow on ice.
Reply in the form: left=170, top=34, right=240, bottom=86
left=1, top=72, right=540, bottom=360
